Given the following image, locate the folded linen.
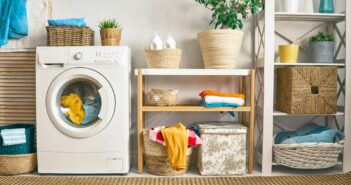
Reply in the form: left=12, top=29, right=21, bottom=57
left=199, top=100, right=239, bottom=108
left=199, top=90, right=245, bottom=99
left=1, top=128, right=26, bottom=146
left=202, top=95, right=245, bottom=106
left=48, top=18, right=86, bottom=27
left=149, top=126, right=202, bottom=148
left=275, top=123, right=344, bottom=144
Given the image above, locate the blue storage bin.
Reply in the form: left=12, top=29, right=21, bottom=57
left=0, top=124, right=35, bottom=155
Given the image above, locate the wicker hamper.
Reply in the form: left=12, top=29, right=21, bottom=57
left=273, top=142, right=343, bottom=169
left=144, top=49, right=182, bottom=68
left=143, top=129, right=192, bottom=176
left=47, top=26, right=94, bottom=46
left=276, top=67, right=337, bottom=114
left=0, top=153, right=37, bottom=175
left=146, top=89, right=178, bottom=106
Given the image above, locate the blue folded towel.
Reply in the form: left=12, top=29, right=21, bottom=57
left=48, top=18, right=86, bottom=27
left=275, top=123, right=344, bottom=144
left=199, top=100, right=239, bottom=108
left=0, top=0, right=28, bottom=46
left=1, top=128, right=26, bottom=146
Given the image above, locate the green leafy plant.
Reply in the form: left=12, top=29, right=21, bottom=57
left=195, top=0, right=264, bottom=30
left=310, top=32, right=335, bottom=42
left=99, top=19, right=121, bottom=29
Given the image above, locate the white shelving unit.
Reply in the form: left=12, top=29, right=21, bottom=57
left=254, top=0, right=351, bottom=175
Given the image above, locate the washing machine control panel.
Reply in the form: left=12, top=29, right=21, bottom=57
left=68, top=48, right=124, bottom=64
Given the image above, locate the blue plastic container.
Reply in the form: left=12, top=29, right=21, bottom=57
left=0, top=124, right=35, bottom=155
left=319, top=0, right=334, bottom=13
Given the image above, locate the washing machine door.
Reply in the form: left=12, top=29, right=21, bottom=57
left=46, top=67, right=115, bottom=138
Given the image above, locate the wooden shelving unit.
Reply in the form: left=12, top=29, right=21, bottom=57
left=136, top=68, right=256, bottom=174
left=254, top=0, right=351, bottom=175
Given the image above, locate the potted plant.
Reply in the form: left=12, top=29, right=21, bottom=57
left=309, top=32, right=335, bottom=63
left=195, top=0, right=264, bottom=69
left=99, top=19, right=122, bottom=46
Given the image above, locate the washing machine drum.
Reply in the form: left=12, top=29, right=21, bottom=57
left=46, top=68, right=116, bottom=138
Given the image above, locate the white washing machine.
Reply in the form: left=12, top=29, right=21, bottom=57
left=36, top=46, right=131, bottom=174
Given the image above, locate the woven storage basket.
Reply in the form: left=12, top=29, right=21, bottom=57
left=198, top=29, right=244, bottom=69
left=144, top=49, right=182, bottom=68
left=143, top=129, right=192, bottom=176
left=146, top=89, right=178, bottom=106
left=0, top=153, right=37, bottom=175
left=0, top=124, right=35, bottom=155
left=46, top=26, right=94, bottom=46
left=273, top=142, right=343, bottom=169
left=100, top=28, right=122, bottom=46
left=276, top=67, right=337, bottom=114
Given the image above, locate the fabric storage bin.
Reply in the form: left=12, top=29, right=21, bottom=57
left=143, top=129, right=192, bottom=176
left=0, top=124, right=35, bottom=155
left=0, top=153, right=37, bottom=175
left=197, top=123, right=247, bottom=175
left=46, top=26, right=94, bottom=46
left=276, top=67, right=337, bottom=114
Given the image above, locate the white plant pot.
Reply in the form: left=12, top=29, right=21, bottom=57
left=281, top=0, right=300, bottom=13
left=299, top=0, right=314, bottom=13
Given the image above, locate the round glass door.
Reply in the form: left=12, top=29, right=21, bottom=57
left=46, top=68, right=115, bottom=138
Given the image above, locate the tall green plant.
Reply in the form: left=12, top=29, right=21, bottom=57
left=195, top=0, right=264, bottom=30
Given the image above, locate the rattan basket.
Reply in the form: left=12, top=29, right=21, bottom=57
left=273, top=142, right=343, bottom=169
left=100, top=28, right=122, bottom=46
left=144, top=49, right=182, bottom=68
left=146, top=89, right=178, bottom=106
left=0, top=153, right=37, bottom=175
left=143, top=129, right=192, bottom=176
left=46, top=26, right=94, bottom=46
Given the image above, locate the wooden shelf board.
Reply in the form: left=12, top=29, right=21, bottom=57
left=142, top=105, right=251, bottom=112
left=134, top=69, right=251, bottom=76
left=275, top=12, right=345, bottom=22
left=273, top=110, right=345, bottom=116
left=274, top=63, right=345, bottom=67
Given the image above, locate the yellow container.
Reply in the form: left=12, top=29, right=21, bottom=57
left=279, top=45, right=299, bottom=63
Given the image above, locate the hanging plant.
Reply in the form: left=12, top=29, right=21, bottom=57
left=195, top=0, right=264, bottom=29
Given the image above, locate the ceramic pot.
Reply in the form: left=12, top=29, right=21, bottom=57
left=281, top=0, right=300, bottom=13
left=198, top=29, right=244, bottom=69
left=279, top=45, right=299, bottom=63
left=299, top=0, right=314, bottom=12
left=310, top=41, right=335, bottom=63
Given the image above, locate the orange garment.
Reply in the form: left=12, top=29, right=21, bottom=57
left=199, top=90, right=245, bottom=99
left=160, top=123, right=188, bottom=171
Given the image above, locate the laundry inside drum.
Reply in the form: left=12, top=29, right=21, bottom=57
left=58, top=79, right=102, bottom=127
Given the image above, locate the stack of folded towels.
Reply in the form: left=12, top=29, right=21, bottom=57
left=199, top=90, right=245, bottom=108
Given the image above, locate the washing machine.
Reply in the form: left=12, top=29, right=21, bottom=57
left=36, top=46, right=131, bottom=174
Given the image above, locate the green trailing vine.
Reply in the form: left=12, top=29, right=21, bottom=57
left=99, top=19, right=121, bottom=29
left=310, top=32, right=335, bottom=42
left=195, top=0, right=264, bottom=30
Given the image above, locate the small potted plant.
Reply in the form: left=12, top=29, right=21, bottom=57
left=195, top=0, right=264, bottom=69
left=309, top=32, right=335, bottom=63
left=99, top=19, right=122, bottom=46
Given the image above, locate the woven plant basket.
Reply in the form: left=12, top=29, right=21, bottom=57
left=273, top=142, right=343, bottom=169
left=0, top=153, right=37, bottom=175
left=144, top=49, right=182, bottom=68
left=100, top=28, right=122, bottom=46
left=143, top=129, right=192, bottom=176
left=46, top=26, right=94, bottom=46
left=146, top=89, right=178, bottom=106
left=198, top=29, right=244, bottom=69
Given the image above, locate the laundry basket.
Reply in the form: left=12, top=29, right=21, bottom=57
left=273, top=141, right=343, bottom=169
left=0, top=124, right=35, bottom=155
left=0, top=153, right=37, bottom=175
left=143, top=129, right=192, bottom=176
left=144, top=49, right=182, bottom=68
left=146, top=89, right=178, bottom=106
left=47, top=26, right=94, bottom=46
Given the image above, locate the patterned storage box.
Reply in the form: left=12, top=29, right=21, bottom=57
left=197, top=123, right=247, bottom=175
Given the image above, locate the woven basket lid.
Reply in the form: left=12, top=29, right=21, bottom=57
left=198, top=122, right=247, bottom=135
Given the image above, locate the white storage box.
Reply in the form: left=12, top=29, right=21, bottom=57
left=197, top=123, right=247, bottom=175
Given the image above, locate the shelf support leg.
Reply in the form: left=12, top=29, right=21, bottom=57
left=248, top=69, right=255, bottom=174
left=137, top=69, right=144, bottom=174
left=242, top=76, right=247, bottom=126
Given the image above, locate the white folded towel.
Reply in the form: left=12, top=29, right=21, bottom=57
left=203, top=95, right=245, bottom=106
left=1, top=128, right=26, bottom=146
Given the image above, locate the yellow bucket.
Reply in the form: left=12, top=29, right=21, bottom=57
left=279, top=45, right=299, bottom=63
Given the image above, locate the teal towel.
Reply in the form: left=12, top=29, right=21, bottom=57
left=48, top=18, right=86, bottom=27
left=199, top=100, right=239, bottom=108
left=0, top=0, right=28, bottom=46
